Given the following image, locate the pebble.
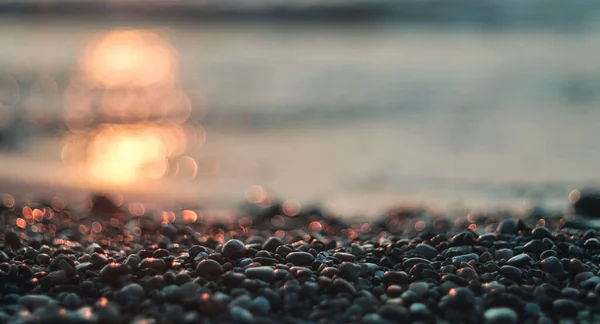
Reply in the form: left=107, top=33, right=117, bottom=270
left=451, top=253, right=478, bottom=264
left=497, top=219, right=518, bottom=234
left=506, top=254, right=533, bottom=267
left=531, top=227, right=553, bottom=239
left=552, top=299, right=581, bottom=317
left=245, top=267, right=275, bottom=282
left=0, top=198, right=599, bottom=323
left=500, top=265, right=522, bottom=281
left=19, top=295, right=54, bottom=309
left=540, top=256, right=566, bottom=278
left=333, top=252, right=356, bottom=262
left=196, top=259, right=224, bottom=280
left=222, top=239, right=246, bottom=259
left=484, top=307, right=518, bottom=324
left=285, top=252, right=314, bottom=266
left=230, top=306, right=254, bottom=323
left=494, top=248, right=514, bottom=260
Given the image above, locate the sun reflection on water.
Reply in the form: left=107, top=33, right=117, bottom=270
left=60, top=28, right=203, bottom=187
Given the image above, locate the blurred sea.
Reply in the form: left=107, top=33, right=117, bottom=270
left=1, top=1, right=600, bottom=216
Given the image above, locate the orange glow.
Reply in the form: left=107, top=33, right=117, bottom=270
left=99, top=297, right=108, bottom=307
left=177, top=155, right=198, bottom=179
left=86, top=124, right=188, bottom=185
left=414, top=221, right=426, bottom=232
left=61, top=28, right=202, bottom=187
left=22, top=206, right=32, bottom=218
left=79, top=224, right=89, bottom=234
left=182, top=210, right=197, bottom=223
left=32, top=209, right=44, bottom=222
left=360, top=223, right=371, bottom=232
left=245, top=185, right=266, bottom=204
left=275, top=230, right=286, bottom=238
left=92, top=222, right=103, bottom=233
left=129, top=203, right=145, bottom=216
left=2, top=194, right=15, bottom=208
left=466, top=214, right=475, bottom=223
left=537, top=219, right=546, bottom=227
left=283, top=200, right=301, bottom=217
left=16, top=219, right=26, bottom=228
left=308, top=221, right=322, bottom=232
left=468, top=224, right=477, bottom=231
left=80, top=29, right=177, bottom=88
left=568, top=189, right=580, bottom=204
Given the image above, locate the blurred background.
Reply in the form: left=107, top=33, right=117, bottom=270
left=1, top=0, right=600, bottom=218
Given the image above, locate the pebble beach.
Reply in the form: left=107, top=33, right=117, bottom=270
left=1, top=196, right=600, bottom=324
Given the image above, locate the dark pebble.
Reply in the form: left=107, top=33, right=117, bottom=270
left=552, top=298, right=581, bottom=317
left=333, top=252, right=356, bottom=262
left=196, top=259, right=224, bottom=280
left=222, top=239, right=246, bottom=259
left=415, top=244, right=439, bottom=260
left=540, top=256, right=566, bottom=278
left=332, top=278, right=356, bottom=295
left=497, top=219, right=518, bottom=234
left=245, top=266, right=275, bottom=282
left=285, top=252, right=314, bottom=266
left=402, top=257, right=430, bottom=268
left=140, top=258, right=167, bottom=272
left=531, top=227, right=553, bottom=239
left=500, top=265, right=522, bottom=281
left=484, top=307, right=518, bottom=324
left=506, top=254, right=533, bottom=267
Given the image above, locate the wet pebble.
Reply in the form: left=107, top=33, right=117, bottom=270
left=285, top=252, right=314, bottom=266
left=484, top=307, right=518, bottom=324
left=222, top=239, right=246, bottom=259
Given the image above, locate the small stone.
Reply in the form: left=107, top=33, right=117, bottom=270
left=140, top=258, right=167, bottom=272
left=497, top=219, right=518, bottom=234
left=540, top=250, right=557, bottom=259
left=402, top=257, right=430, bottom=268
left=506, top=254, right=533, bottom=267
left=552, top=298, right=581, bottom=317
left=351, top=243, right=365, bottom=256
left=382, top=271, right=408, bottom=286
left=524, top=302, right=540, bottom=317
left=249, top=296, right=271, bottom=314
left=494, top=248, right=514, bottom=260
left=332, top=278, right=357, bottom=295
left=19, top=295, right=55, bottom=309
left=484, top=307, right=518, bottom=324
left=456, top=267, right=479, bottom=282
left=531, top=227, right=553, bottom=239
left=100, top=263, right=131, bottom=286
left=285, top=252, right=314, bottom=266
left=540, top=256, right=566, bottom=278
left=584, top=238, right=600, bottom=249
left=444, top=287, right=475, bottom=309
left=523, top=240, right=546, bottom=255
left=500, top=265, right=522, bottom=281
left=245, top=267, right=275, bottom=283
left=450, top=232, right=476, bottom=246
left=340, top=262, right=362, bottom=282
left=333, top=252, right=356, bottom=262
left=230, top=306, right=253, bottom=323
left=120, top=283, right=145, bottom=299
left=378, top=304, right=409, bottom=321
left=153, top=249, right=170, bottom=258
left=452, top=253, right=478, bottom=264
left=196, top=259, right=224, bottom=280
left=409, top=282, right=429, bottom=297
left=222, top=240, right=246, bottom=259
